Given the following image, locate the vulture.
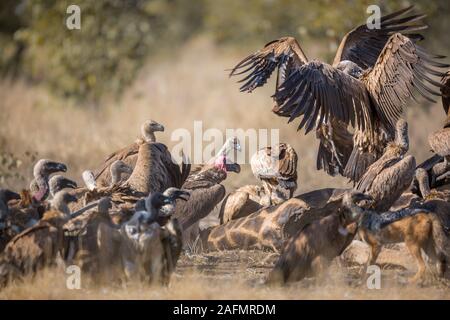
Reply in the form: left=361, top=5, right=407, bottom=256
left=0, top=189, right=21, bottom=250
left=48, top=175, right=78, bottom=198
left=266, top=191, right=426, bottom=285
left=0, top=191, right=77, bottom=287
left=29, top=159, right=68, bottom=201
left=230, top=6, right=448, bottom=182
left=82, top=160, right=132, bottom=191
left=412, top=72, right=450, bottom=195
left=94, top=120, right=165, bottom=187
left=119, top=188, right=189, bottom=285
left=356, top=119, right=416, bottom=212
left=63, top=197, right=122, bottom=283
left=173, top=154, right=241, bottom=233
left=219, top=142, right=298, bottom=224
left=427, top=72, right=450, bottom=172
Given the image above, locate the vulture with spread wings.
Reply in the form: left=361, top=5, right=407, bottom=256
left=230, top=6, right=448, bottom=182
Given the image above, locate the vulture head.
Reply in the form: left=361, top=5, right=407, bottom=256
left=342, top=191, right=374, bottom=221
left=141, top=119, right=165, bottom=142
left=33, top=159, right=67, bottom=178
left=49, top=175, right=77, bottom=197
left=31, top=159, right=68, bottom=201
left=50, top=191, right=78, bottom=216
left=336, top=60, right=364, bottom=79
left=0, top=189, right=21, bottom=223
left=213, top=155, right=241, bottom=174
left=110, top=160, right=133, bottom=184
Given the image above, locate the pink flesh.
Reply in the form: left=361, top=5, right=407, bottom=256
left=33, top=186, right=47, bottom=202
left=214, top=155, right=227, bottom=172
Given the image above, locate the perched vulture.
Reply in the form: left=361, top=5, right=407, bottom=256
left=230, top=6, right=448, bottom=182
left=119, top=188, right=189, bottom=285
left=94, top=120, right=165, bottom=187
left=0, top=191, right=77, bottom=287
left=219, top=142, right=298, bottom=224
left=29, top=159, right=68, bottom=201
left=266, top=191, right=425, bottom=285
left=173, top=154, right=241, bottom=233
left=356, top=119, right=416, bottom=212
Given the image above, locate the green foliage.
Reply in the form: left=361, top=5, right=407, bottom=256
left=0, top=0, right=448, bottom=102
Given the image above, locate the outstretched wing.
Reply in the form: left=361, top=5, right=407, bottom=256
left=333, top=6, right=426, bottom=69
left=363, top=33, right=448, bottom=130
left=229, top=37, right=308, bottom=93
left=273, top=61, right=371, bottom=133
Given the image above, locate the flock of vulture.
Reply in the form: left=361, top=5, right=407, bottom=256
left=0, top=6, right=450, bottom=289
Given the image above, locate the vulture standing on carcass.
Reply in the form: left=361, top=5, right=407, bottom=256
left=82, top=160, right=132, bottom=191
left=92, top=120, right=165, bottom=187
left=119, top=188, right=189, bottom=285
left=0, top=191, right=77, bottom=287
left=230, top=6, right=448, bottom=182
left=356, top=119, right=416, bottom=212
left=219, top=142, right=297, bottom=224
left=266, top=191, right=427, bottom=285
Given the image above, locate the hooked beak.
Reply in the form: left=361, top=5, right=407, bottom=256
left=225, top=162, right=241, bottom=173
left=48, top=162, right=67, bottom=174
left=155, top=124, right=165, bottom=132
left=62, top=178, right=78, bottom=190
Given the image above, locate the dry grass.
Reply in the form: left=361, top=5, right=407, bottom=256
left=1, top=250, right=449, bottom=300
left=0, top=36, right=448, bottom=299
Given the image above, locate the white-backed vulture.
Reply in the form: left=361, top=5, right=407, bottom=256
left=0, top=191, right=77, bottom=287
left=119, top=188, right=189, bottom=285
left=356, top=119, right=416, bottom=212
left=230, top=6, right=448, bottom=182
left=29, top=159, right=68, bottom=201
left=94, top=120, right=165, bottom=187
left=219, top=142, right=298, bottom=224
left=266, top=192, right=426, bottom=285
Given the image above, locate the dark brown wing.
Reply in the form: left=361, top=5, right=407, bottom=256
left=316, top=119, right=353, bottom=176
left=333, top=6, right=426, bottom=69
left=363, top=33, right=448, bottom=130
left=273, top=61, right=371, bottom=133
left=94, top=141, right=140, bottom=181
left=229, top=37, right=308, bottom=93
left=442, top=72, right=450, bottom=115
left=356, top=154, right=401, bottom=193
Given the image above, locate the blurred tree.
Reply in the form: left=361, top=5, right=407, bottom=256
left=0, top=0, right=448, bottom=102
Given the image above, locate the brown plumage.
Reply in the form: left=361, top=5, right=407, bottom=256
left=230, top=6, right=447, bottom=182
left=94, top=120, right=165, bottom=187
left=63, top=197, right=121, bottom=283
left=173, top=155, right=241, bottom=231
left=0, top=191, right=77, bottom=287
left=356, top=119, right=416, bottom=212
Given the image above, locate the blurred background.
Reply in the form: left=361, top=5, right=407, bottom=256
left=0, top=0, right=449, bottom=194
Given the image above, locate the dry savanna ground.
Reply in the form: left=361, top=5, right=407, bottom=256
left=0, top=37, right=449, bottom=299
